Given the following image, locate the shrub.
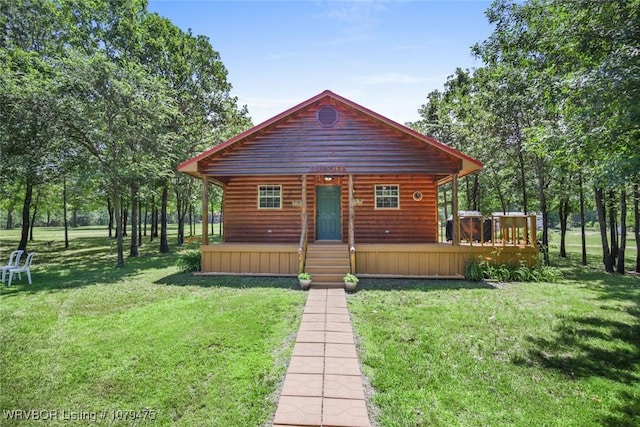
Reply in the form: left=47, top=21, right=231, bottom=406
left=464, top=259, right=561, bottom=283
left=298, top=272, right=312, bottom=280
left=176, top=250, right=201, bottom=272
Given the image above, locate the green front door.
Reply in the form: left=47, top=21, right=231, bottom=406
left=316, top=186, right=341, bottom=240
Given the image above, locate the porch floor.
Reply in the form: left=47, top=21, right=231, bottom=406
left=273, top=288, right=371, bottom=427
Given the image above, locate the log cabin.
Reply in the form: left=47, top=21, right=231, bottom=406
left=178, top=90, right=539, bottom=287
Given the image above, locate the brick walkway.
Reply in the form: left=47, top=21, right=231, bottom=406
left=273, top=288, right=372, bottom=427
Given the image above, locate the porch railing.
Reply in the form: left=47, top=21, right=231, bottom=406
left=298, top=220, right=307, bottom=274
left=443, top=214, right=538, bottom=247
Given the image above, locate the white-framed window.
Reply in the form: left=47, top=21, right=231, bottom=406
left=258, top=185, right=282, bottom=209
left=375, top=185, right=400, bottom=209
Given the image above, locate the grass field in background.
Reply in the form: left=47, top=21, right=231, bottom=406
left=0, top=226, right=304, bottom=426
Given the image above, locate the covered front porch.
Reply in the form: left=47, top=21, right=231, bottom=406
left=198, top=241, right=539, bottom=280
left=196, top=204, right=540, bottom=281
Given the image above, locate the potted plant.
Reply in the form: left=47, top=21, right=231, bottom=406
left=343, top=273, right=359, bottom=292
left=298, top=272, right=312, bottom=290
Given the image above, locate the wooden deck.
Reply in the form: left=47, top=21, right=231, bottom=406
left=198, top=242, right=539, bottom=278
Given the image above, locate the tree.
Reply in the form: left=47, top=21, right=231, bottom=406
left=0, top=50, right=63, bottom=252
left=59, top=51, right=176, bottom=267
left=471, top=0, right=639, bottom=271
left=137, top=13, right=251, bottom=250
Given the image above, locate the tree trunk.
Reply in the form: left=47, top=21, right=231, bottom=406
left=539, top=175, right=550, bottom=265
left=579, top=173, right=587, bottom=265
left=159, top=185, right=169, bottom=253
left=107, top=197, right=114, bottom=239
left=29, top=191, right=41, bottom=242
left=492, top=170, right=507, bottom=213
left=113, top=188, right=125, bottom=268
left=189, top=203, right=194, bottom=236
left=559, top=198, right=569, bottom=258
left=210, top=198, right=215, bottom=236
left=616, top=188, right=626, bottom=274
left=143, top=204, right=148, bottom=237
left=121, top=198, right=128, bottom=237
left=138, top=201, right=142, bottom=247
left=517, top=149, right=528, bottom=214
left=63, top=177, right=69, bottom=248
left=595, top=187, right=614, bottom=272
left=129, top=180, right=139, bottom=257
left=17, top=181, right=33, bottom=252
left=176, top=192, right=184, bottom=246
left=465, top=177, right=471, bottom=211
left=151, top=197, right=158, bottom=241
left=472, top=175, right=480, bottom=211
left=6, top=209, right=13, bottom=229
left=634, top=183, right=639, bottom=273
left=608, top=191, right=618, bottom=265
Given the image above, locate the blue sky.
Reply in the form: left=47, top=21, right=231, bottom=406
left=147, top=0, right=494, bottom=126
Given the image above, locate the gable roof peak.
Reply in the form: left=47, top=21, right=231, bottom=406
left=178, top=89, right=482, bottom=180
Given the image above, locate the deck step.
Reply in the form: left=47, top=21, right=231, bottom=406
left=305, top=243, right=350, bottom=288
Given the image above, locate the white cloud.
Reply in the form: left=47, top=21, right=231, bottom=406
left=317, top=0, right=387, bottom=28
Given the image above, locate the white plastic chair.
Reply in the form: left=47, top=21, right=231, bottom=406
left=8, top=252, right=35, bottom=286
left=1, top=250, right=24, bottom=284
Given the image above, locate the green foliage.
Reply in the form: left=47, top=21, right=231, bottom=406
left=344, top=273, right=359, bottom=283
left=465, top=258, right=561, bottom=283
left=0, top=0, right=251, bottom=263
left=176, top=250, right=201, bottom=272
left=297, top=272, right=312, bottom=280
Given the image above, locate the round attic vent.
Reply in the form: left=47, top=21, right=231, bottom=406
left=317, top=106, right=339, bottom=128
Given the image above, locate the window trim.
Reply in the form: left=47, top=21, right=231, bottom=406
left=374, top=184, right=400, bottom=210
left=257, top=184, right=282, bottom=210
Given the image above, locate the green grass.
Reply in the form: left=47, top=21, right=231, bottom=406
left=0, top=226, right=305, bottom=426
left=1, top=225, right=639, bottom=426
left=349, top=229, right=639, bottom=426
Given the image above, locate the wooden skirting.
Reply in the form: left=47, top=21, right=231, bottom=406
left=200, top=243, right=298, bottom=275
left=199, top=243, right=539, bottom=278
left=355, top=243, right=539, bottom=277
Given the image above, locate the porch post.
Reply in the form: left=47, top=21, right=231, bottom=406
left=452, top=173, right=460, bottom=245
left=298, top=175, right=308, bottom=274
left=348, top=174, right=356, bottom=273
left=201, top=175, right=209, bottom=245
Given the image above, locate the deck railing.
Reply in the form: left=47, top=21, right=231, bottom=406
left=443, top=214, right=538, bottom=247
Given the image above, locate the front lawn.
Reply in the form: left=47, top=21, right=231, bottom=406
left=349, top=231, right=639, bottom=426
left=0, top=227, right=305, bottom=426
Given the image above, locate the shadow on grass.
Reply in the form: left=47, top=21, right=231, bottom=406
left=520, top=268, right=640, bottom=426
left=155, top=274, right=492, bottom=292
left=0, top=236, right=180, bottom=296
left=155, top=272, right=297, bottom=290
left=356, top=277, right=494, bottom=292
